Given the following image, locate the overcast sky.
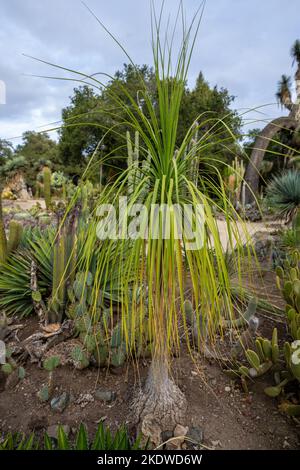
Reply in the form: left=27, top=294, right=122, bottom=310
left=0, top=0, right=299, bottom=146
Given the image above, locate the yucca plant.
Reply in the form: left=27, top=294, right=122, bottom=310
left=266, top=170, right=300, bottom=223
left=30, top=3, right=252, bottom=437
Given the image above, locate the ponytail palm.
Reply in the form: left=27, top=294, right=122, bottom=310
left=32, top=3, right=250, bottom=438
left=74, top=5, right=249, bottom=435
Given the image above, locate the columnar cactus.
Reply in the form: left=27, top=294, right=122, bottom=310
left=43, top=166, right=52, bottom=211
left=7, top=220, right=23, bottom=254
left=0, top=192, right=8, bottom=263
left=49, top=227, right=66, bottom=323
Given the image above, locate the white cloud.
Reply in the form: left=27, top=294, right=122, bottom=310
left=0, top=0, right=299, bottom=144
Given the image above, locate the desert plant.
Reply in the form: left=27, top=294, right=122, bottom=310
left=0, top=422, right=145, bottom=450
left=37, top=356, right=60, bottom=402
left=55, top=4, right=252, bottom=438
left=0, top=227, right=54, bottom=316
left=224, top=156, right=245, bottom=208
left=265, top=170, right=300, bottom=223
left=0, top=191, right=8, bottom=263
left=43, top=166, right=52, bottom=210
left=227, top=253, right=300, bottom=414
left=0, top=345, right=24, bottom=377
left=0, top=156, right=27, bottom=178
left=7, top=220, right=23, bottom=254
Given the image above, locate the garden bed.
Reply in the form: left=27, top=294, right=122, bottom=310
left=0, top=309, right=299, bottom=450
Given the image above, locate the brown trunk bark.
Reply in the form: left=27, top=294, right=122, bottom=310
left=132, top=285, right=187, bottom=444
left=132, top=353, right=187, bottom=445
left=244, top=117, right=297, bottom=205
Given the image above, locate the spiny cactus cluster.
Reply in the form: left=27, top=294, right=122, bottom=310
left=228, top=252, right=300, bottom=415
left=43, top=166, right=52, bottom=211
left=1, top=342, right=25, bottom=382
left=276, top=250, right=300, bottom=340
left=67, top=272, right=127, bottom=369
left=71, top=316, right=127, bottom=370
left=38, top=356, right=60, bottom=402
left=48, top=209, right=77, bottom=323
left=0, top=192, right=23, bottom=263
left=67, top=271, right=95, bottom=319
left=225, top=156, right=245, bottom=208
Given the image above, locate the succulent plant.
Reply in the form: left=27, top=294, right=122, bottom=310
left=0, top=191, right=8, bottom=263
left=43, top=166, right=52, bottom=211
left=48, top=208, right=78, bottom=323
left=0, top=194, right=21, bottom=261
left=7, top=220, right=23, bottom=254
left=276, top=251, right=300, bottom=339
left=71, top=345, right=90, bottom=370
left=38, top=355, right=60, bottom=402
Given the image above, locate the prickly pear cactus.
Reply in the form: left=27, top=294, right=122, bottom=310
left=276, top=250, right=300, bottom=339
left=43, top=167, right=52, bottom=211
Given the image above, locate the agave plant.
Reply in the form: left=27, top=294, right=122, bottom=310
left=30, top=3, right=251, bottom=437
left=0, top=423, right=145, bottom=450
left=265, top=170, right=300, bottom=223
left=0, top=227, right=54, bottom=317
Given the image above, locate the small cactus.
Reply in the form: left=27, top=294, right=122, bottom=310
left=71, top=345, right=90, bottom=370
left=38, top=355, right=60, bottom=402
left=7, top=220, right=23, bottom=254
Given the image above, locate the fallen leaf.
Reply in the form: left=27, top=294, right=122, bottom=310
left=41, top=323, right=61, bottom=334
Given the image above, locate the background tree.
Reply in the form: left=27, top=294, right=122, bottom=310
left=244, top=39, right=300, bottom=204
left=14, top=131, right=59, bottom=190
left=58, top=65, right=156, bottom=181
left=0, top=139, right=14, bottom=164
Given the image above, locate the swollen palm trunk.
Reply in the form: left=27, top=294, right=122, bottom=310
left=132, top=291, right=187, bottom=440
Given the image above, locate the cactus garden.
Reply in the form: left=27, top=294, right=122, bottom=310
left=1, top=1, right=300, bottom=454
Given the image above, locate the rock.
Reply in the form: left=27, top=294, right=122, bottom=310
left=187, top=426, right=204, bottom=449
left=242, top=203, right=261, bottom=222
left=212, top=439, right=221, bottom=447
left=50, top=392, right=69, bottom=413
left=283, top=439, right=290, bottom=449
left=76, top=393, right=94, bottom=408
left=224, top=386, right=231, bottom=392
left=3, top=172, right=31, bottom=200
left=94, top=389, right=116, bottom=403
left=170, top=424, right=189, bottom=449
left=47, top=424, right=70, bottom=440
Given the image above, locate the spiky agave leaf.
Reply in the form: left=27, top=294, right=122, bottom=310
left=0, top=227, right=54, bottom=316
left=0, top=423, right=144, bottom=450
left=266, top=170, right=300, bottom=222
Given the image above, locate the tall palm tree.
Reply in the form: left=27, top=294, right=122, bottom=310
left=244, top=40, right=300, bottom=204
left=276, top=75, right=293, bottom=111
left=291, top=40, right=300, bottom=122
